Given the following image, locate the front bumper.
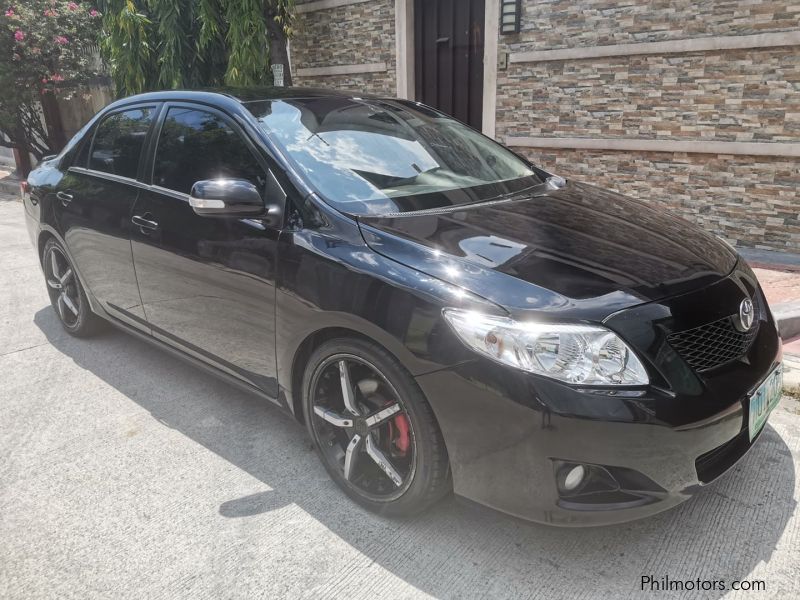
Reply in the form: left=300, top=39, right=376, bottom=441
left=417, top=360, right=778, bottom=526
left=417, top=264, right=782, bottom=526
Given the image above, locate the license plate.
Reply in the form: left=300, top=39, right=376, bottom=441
left=748, top=365, right=783, bottom=441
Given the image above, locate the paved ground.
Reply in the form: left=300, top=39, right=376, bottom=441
left=2, top=197, right=800, bottom=599
left=0, top=168, right=19, bottom=196
left=753, top=268, right=800, bottom=307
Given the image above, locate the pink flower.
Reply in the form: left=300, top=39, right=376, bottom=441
left=51, top=73, right=64, bottom=82
left=89, top=8, right=98, bottom=17
left=43, top=8, right=56, bottom=16
left=14, top=29, right=24, bottom=41
left=5, top=8, right=13, bottom=17
left=42, top=77, right=48, bottom=84
left=68, top=2, right=78, bottom=9
left=54, top=35, right=69, bottom=45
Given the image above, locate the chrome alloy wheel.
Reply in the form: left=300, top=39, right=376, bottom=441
left=309, top=354, right=416, bottom=501
left=45, top=245, right=81, bottom=327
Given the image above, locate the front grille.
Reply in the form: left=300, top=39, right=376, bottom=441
left=667, top=308, right=760, bottom=372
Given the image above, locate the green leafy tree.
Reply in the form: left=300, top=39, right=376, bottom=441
left=100, top=0, right=295, bottom=96
left=0, top=1, right=102, bottom=163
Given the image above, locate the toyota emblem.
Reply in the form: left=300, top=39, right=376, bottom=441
left=736, top=298, right=755, bottom=332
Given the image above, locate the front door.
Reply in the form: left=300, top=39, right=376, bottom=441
left=54, top=105, right=157, bottom=331
left=130, top=104, right=281, bottom=396
left=414, top=0, right=485, bottom=129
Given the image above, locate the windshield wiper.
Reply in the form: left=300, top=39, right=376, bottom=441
left=481, top=174, right=566, bottom=205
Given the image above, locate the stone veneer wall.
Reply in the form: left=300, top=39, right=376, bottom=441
left=496, top=1, right=800, bottom=252
left=291, top=0, right=396, bottom=95
left=509, top=0, right=799, bottom=51
left=523, top=149, right=799, bottom=251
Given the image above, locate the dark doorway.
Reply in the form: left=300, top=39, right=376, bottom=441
left=414, top=0, right=485, bottom=130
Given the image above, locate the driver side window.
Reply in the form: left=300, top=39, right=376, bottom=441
left=153, top=106, right=265, bottom=195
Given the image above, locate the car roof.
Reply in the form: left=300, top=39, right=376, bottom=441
left=105, top=87, right=384, bottom=111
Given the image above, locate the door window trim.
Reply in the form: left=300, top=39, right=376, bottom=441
left=150, top=184, right=190, bottom=202
left=67, top=165, right=151, bottom=189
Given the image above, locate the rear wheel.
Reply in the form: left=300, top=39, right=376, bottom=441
left=43, top=238, right=102, bottom=337
left=303, top=338, right=450, bottom=516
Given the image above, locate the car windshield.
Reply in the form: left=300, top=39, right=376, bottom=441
left=246, top=97, right=540, bottom=215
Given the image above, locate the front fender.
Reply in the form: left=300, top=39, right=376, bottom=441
left=274, top=204, right=505, bottom=417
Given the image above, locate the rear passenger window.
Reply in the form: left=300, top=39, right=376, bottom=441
left=89, top=107, right=154, bottom=179
left=73, top=130, right=93, bottom=168
left=153, top=106, right=265, bottom=195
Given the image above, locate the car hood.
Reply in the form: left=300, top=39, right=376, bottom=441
left=357, top=180, right=738, bottom=320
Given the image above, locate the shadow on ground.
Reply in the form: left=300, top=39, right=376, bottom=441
left=35, top=307, right=797, bottom=598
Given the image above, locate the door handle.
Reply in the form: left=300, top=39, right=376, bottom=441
left=56, top=191, right=73, bottom=206
left=132, top=214, right=159, bottom=233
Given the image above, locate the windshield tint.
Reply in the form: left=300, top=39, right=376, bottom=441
left=246, top=97, right=539, bottom=214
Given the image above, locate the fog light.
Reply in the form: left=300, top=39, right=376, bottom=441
left=561, top=465, right=586, bottom=492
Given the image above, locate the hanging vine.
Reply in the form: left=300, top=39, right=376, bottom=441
left=100, top=0, right=154, bottom=96
left=222, top=0, right=267, bottom=86
left=98, top=0, right=296, bottom=95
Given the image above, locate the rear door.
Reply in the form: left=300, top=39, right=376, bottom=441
left=130, top=103, right=281, bottom=396
left=55, top=105, right=158, bottom=331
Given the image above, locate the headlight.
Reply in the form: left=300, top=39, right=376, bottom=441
left=442, top=309, right=649, bottom=385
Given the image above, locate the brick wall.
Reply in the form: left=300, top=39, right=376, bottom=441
left=496, top=0, right=800, bottom=252
left=291, top=0, right=396, bottom=94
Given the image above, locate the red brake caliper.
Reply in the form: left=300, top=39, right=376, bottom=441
left=391, top=413, right=410, bottom=455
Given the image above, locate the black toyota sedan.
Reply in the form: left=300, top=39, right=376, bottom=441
left=22, top=88, right=783, bottom=526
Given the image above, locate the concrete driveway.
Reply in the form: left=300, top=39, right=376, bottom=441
left=1, top=196, right=799, bottom=599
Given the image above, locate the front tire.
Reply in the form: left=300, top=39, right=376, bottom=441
left=303, top=337, right=451, bottom=516
left=42, top=238, right=102, bottom=337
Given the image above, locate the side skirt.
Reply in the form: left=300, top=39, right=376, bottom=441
left=98, top=309, right=285, bottom=410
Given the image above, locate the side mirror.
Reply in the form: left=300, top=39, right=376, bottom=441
left=189, top=179, right=265, bottom=217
